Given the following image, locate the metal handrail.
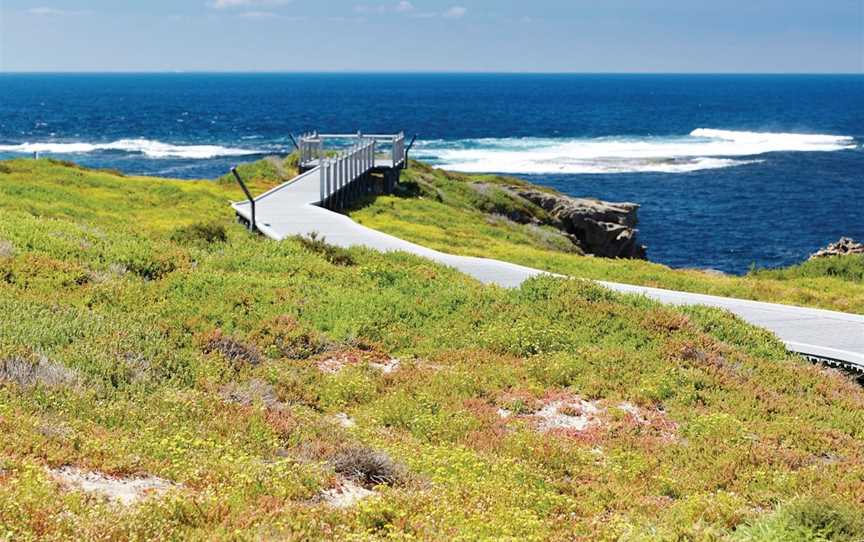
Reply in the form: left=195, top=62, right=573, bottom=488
left=288, top=133, right=301, bottom=151
left=231, top=167, right=256, bottom=232
left=404, top=134, right=418, bottom=168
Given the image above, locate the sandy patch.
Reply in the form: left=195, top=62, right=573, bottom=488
left=616, top=401, right=678, bottom=440
left=333, top=412, right=356, bottom=428
left=496, top=408, right=513, bottom=419
left=320, top=479, right=375, bottom=508
left=369, top=358, right=400, bottom=374
left=496, top=394, right=602, bottom=433
left=534, top=399, right=602, bottom=432
left=315, top=349, right=399, bottom=375
left=315, top=351, right=365, bottom=373
left=49, top=466, right=177, bottom=505
left=0, top=240, right=14, bottom=259
left=618, top=401, right=647, bottom=424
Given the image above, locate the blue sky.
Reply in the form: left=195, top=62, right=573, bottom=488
left=0, top=0, right=862, bottom=72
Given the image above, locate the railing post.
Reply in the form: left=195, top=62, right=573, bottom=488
left=368, top=141, right=373, bottom=193
left=325, top=158, right=330, bottom=210
left=349, top=146, right=355, bottom=203
left=330, top=157, right=335, bottom=211
left=350, top=145, right=357, bottom=202
left=368, top=141, right=373, bottom=187
left=329, top=159, right=334, bottom=208
left=343, top=155, right=349, bottom=209
left=329, top=158, right=335, bottom=211
left=320, top=160, right=325, bottom=202
left=339, top=157, right=346, bottom=210
left=231, top=167, right=256, bottom=232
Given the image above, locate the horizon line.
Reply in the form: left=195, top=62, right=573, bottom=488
left=1, top=70, right=862, bottom=76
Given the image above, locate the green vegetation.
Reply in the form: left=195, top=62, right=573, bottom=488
left=217, top=154, right=300, bottom=186
left=170, top=222, right=229, bottom=246
left=731, top=498, right=864, bottom=542
left=751, top=255, right=864, bottom=283
left=1, top=157, right=863, bottom=541
left=350, top=162, right=864, bottom=314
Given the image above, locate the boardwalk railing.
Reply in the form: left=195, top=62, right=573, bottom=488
left=319, top=139, right=376, bottom=210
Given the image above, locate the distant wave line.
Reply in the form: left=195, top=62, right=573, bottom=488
left=0, top=139, right=270, bottom=159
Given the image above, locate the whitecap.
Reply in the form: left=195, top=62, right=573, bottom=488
left=416, top=129, right=855, bottom=175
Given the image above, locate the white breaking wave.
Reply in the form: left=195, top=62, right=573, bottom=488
left=416, top=129, right=856, bottom=175
left=0, top=139, right=266, bottom=159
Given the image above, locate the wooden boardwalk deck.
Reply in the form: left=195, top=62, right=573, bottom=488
left=232, top=136, right=864, bottom=371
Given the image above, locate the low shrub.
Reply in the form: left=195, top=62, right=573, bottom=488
left=250, top=315, right=325, bottom=359
left=751, top=255, right=864, bottom=282
left=201, top=330, right=263, bottom=369
left=731, top=498, right=864, bottom=542
left=46, top=158, right=83, bottom=169
left=108, top=242, right=181, bottom=281
left=295, top=233, right=355, bottom=266
left=170, top=222, right=228, bottom=245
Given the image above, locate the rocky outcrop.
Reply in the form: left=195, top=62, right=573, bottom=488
left=810, top=237, right=864, bottom=259
left=506, top=188, right=647, bottom=259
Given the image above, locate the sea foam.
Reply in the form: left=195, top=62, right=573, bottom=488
left=0, top=139, right=265, bottom=159
left=415, top=129, right=856, bottom=175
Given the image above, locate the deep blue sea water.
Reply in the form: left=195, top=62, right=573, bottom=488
left=1, top=73, right=862, bottom=273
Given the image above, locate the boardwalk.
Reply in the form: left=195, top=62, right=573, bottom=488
left=233, top=136, right=864, bottom=371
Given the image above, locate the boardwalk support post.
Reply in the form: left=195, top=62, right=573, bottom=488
left=231, top=167, right=256, bottom=232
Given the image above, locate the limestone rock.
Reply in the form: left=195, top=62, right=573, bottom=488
left=810, top=237, right=864, bottom=259
left=508, top=188, right=647, bottom=259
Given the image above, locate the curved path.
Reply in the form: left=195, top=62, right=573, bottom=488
left=233, top=166, right=864, bottom=370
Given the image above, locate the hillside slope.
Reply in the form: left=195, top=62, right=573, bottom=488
left=350, top=162, right=864, bottom=314
left=0, top=159, right=863, bottom=541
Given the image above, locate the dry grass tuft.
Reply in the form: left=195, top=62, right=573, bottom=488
left=250, top=315, right=325, bottom=360
left=295, top=232, right=355, bottom=266
left=201, top=330, right=263, bottom=369
left=643, top=309, right=693, bottom=334
left=0, top=240, right=14, bottom=259
left=220, top=379, right=281, bottom=409
left=170, top=221, right=228, bottom=245
left=679, top=343, right=731, bottom=371
left=332, top=446, right=407, bottom=488
left=0, top=355, right=77, bottom=389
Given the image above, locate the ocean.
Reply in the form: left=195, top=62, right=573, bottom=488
left=1, top=73, right=862, bottom=273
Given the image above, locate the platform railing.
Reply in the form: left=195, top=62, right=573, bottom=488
left=303, top=131, right=407, bottom=169
left=392, top=132, right=405, bottom=168
left=298, top=131, right=324, bottom=165
left=319, top=139, right=376, bottom=210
